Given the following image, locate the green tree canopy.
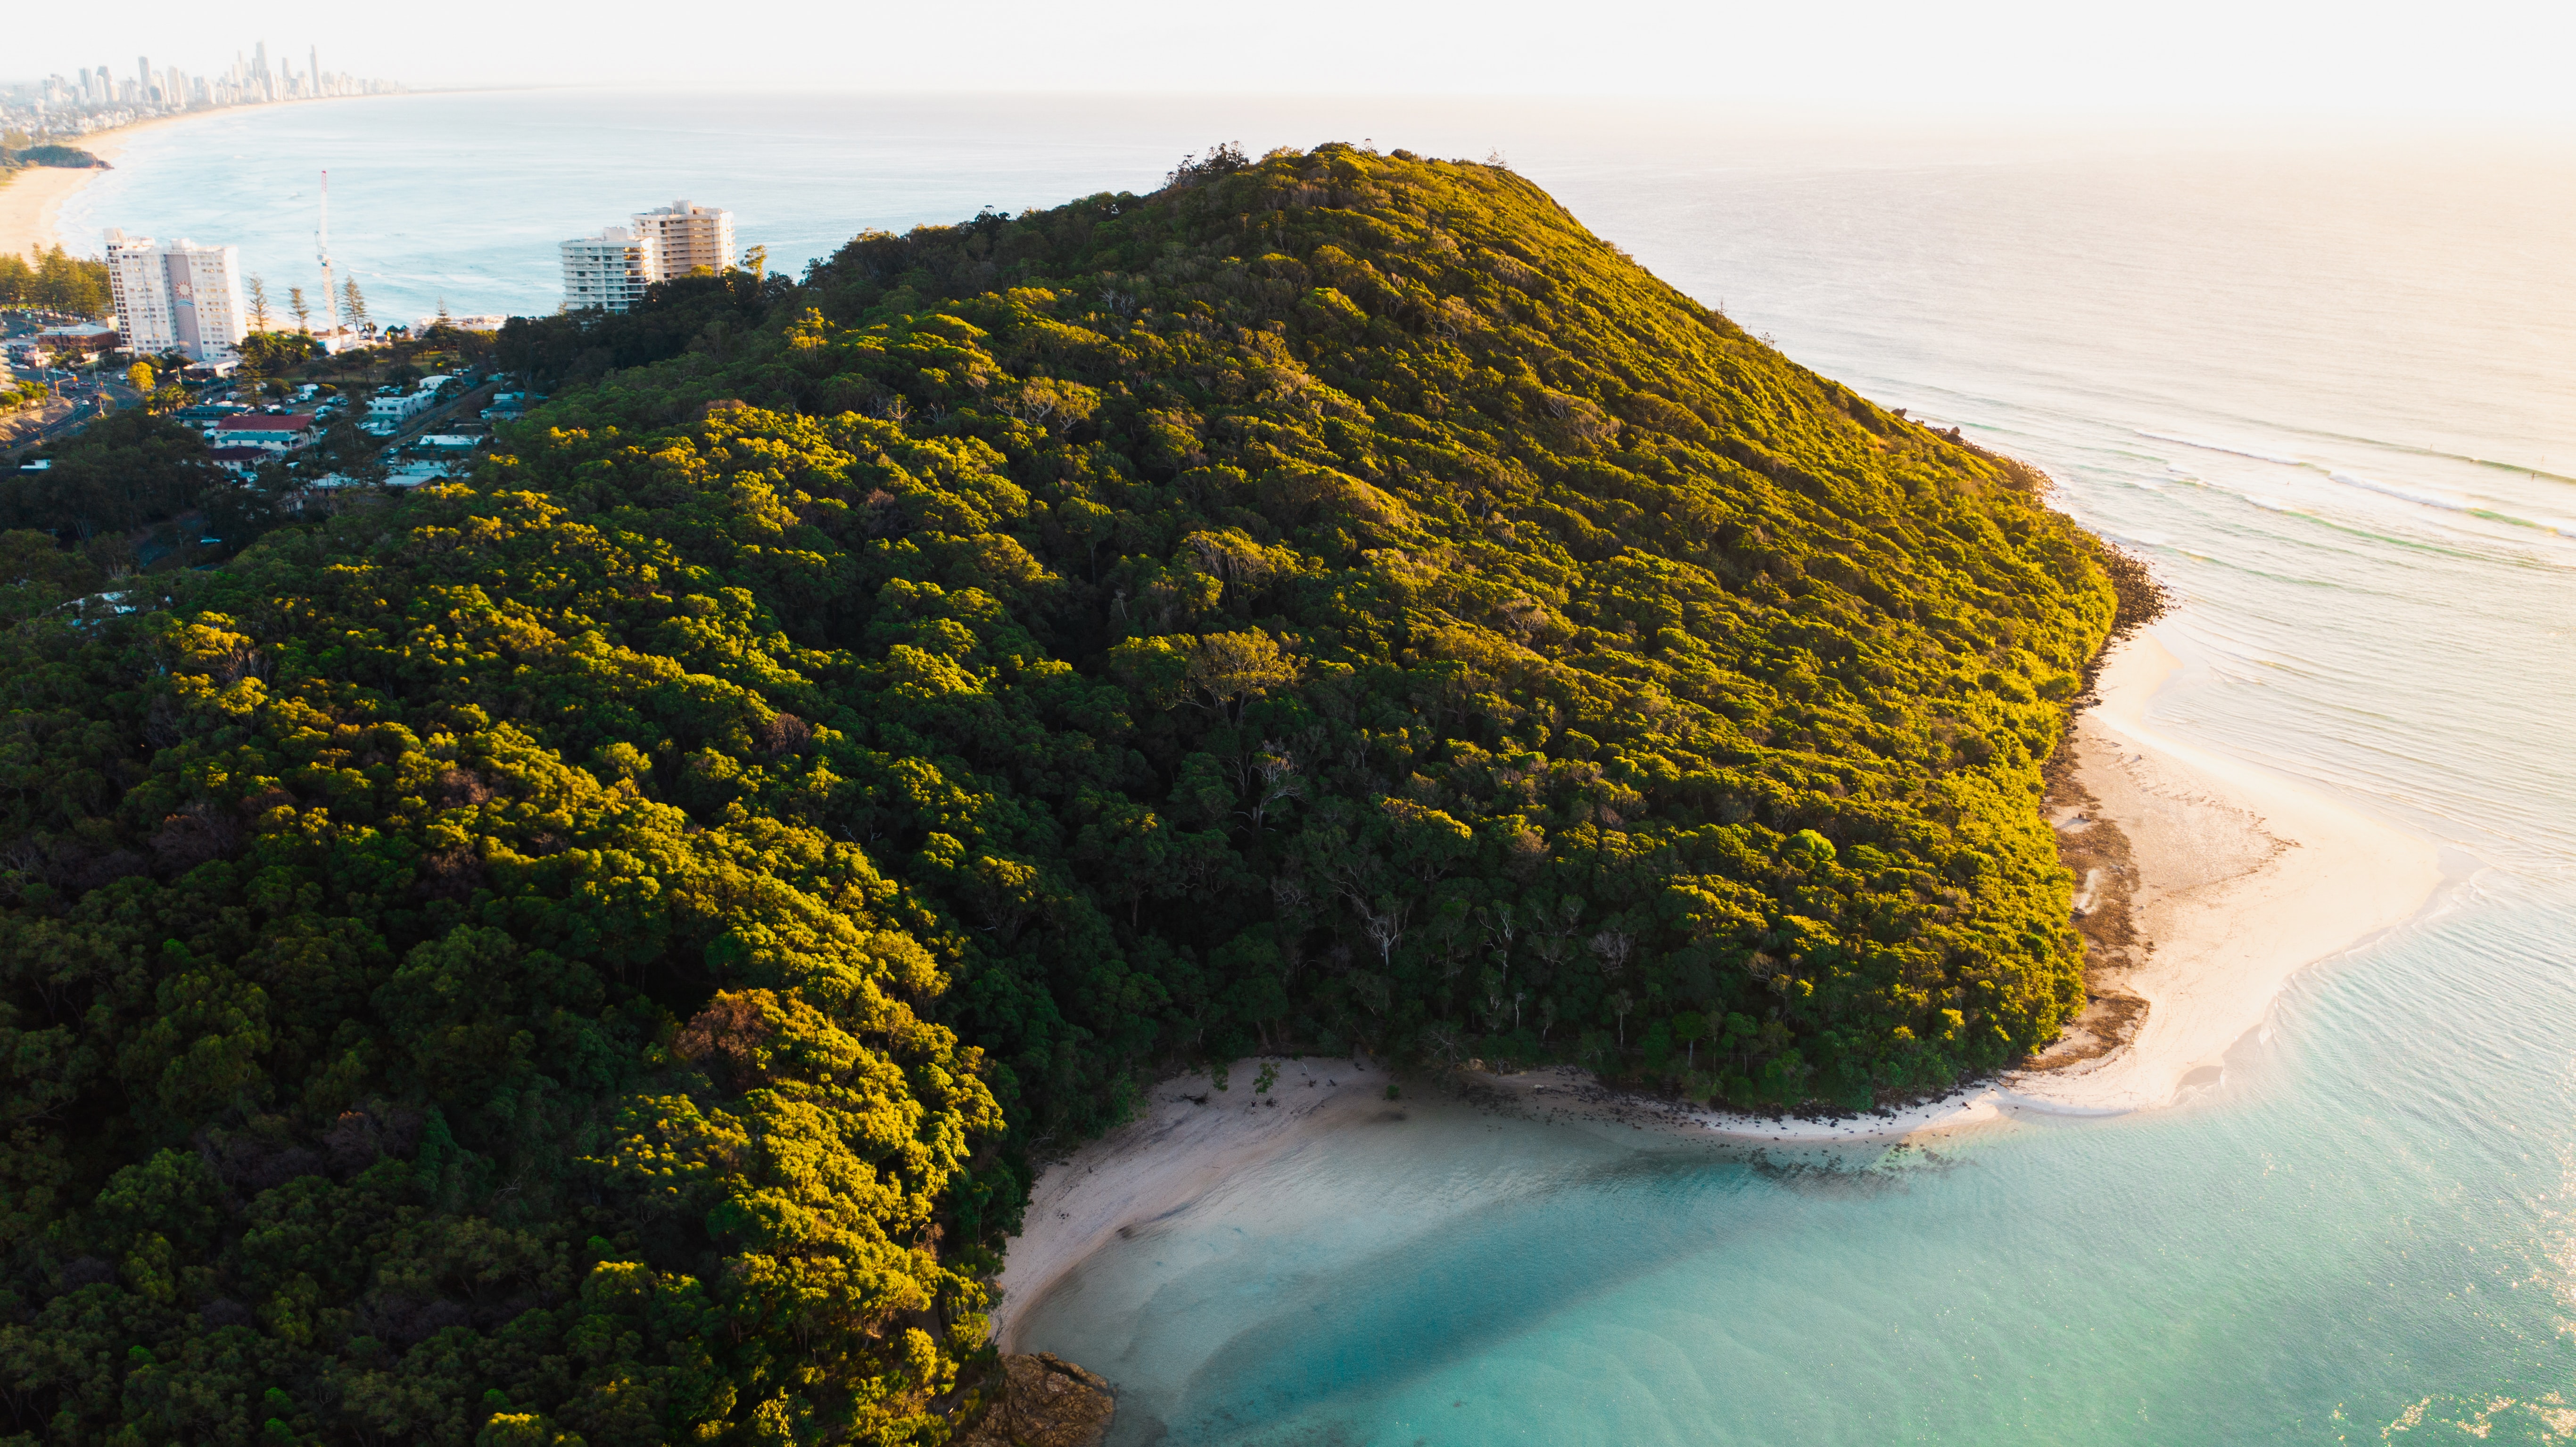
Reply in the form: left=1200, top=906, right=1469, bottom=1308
left=0, top=145, right=2138, bottom=1444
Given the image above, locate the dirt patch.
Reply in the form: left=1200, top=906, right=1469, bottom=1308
left=2022, top=726, right=2151, bottom=1071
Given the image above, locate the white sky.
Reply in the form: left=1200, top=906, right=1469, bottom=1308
left=15, top=0, right=2576, bottom=120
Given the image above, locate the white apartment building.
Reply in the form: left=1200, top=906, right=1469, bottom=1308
left=559, top=201, right=739, bottom=313
left=631, top=200, right=736, bottom=280
left=103, top=230, right=248, bottom=362
left=560, top=226, right=655, bottom=313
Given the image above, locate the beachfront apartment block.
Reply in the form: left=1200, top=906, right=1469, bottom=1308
left=633, top=201, right=737, bottom=280
left=559, top=201, right=738, bottom=312
left=103, top=231, right=248, bottom=362
left=561, top=227, right=655, bottom=313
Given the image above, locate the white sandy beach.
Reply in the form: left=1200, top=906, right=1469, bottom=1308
left=991, top=625, right=2452, bottom=1322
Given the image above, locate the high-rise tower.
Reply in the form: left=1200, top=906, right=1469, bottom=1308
left=630, top=201, right=738, bottom=281
left=103, top=231, right=249, bottom=362
left=561, top=228, right=657, bottom=313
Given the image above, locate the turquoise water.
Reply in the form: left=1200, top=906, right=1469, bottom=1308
left=71, top=94, right=2576, bottom=1441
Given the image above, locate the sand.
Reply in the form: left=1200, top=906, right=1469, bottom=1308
left=990, top=625, right=2453, bottom=1326
left=990, top=1058, right=1393, bottom=1348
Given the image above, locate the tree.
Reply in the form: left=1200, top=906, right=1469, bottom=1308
left=245, top=272, right=272, bottom=329
left=126, top=360, right=155, bottom=393
left=0, top=409, right=215, bottom=536
left=342, top=274, right=369, bottom=331
left=1672, top=1011, right=1707, bottom=1069
left=288, top=285, right=311, bottom=333
left=236, top=329, right=319, bottom=382
left=13, top=245, right=112, bottom=315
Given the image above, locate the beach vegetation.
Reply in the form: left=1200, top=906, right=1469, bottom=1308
left=0, top=146, right=2138, bottom=1442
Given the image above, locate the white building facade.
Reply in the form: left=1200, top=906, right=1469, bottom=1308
left=103, top=231, right=248, bottom=362
left=560, top=226, right=656, bottom=313
left=559, top=201, right=739, bottom=313
left=632, top=200, right=736, bottom=280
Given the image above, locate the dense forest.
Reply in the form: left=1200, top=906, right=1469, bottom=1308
left=0, top=145, right=2145, bottom=1443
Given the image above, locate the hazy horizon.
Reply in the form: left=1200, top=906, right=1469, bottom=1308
left=10, top=0, right=2576, bottom=122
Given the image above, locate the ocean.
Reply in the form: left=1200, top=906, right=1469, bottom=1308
left=66, top=90, right=2576, bottom=1443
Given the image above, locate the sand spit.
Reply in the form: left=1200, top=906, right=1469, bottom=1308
left=2003, top=633, right=2442, bottom=1112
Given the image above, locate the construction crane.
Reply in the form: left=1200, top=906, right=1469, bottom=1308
left=317, top=170, right=340, bottom=343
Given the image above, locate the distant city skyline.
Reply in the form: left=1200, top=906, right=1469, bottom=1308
left=6, top=0, right=2574, bottom=121
left=0, top=35, right=399, bottom=137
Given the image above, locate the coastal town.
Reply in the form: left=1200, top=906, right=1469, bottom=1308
left=0, top=34, right=744, bottom=493
left=2, top=116, right=743, bottom=558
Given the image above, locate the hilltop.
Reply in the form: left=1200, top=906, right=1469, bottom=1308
left=0, top=144, right=2138, bottom=1443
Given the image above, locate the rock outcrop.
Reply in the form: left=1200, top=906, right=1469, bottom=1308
left=952, top=1353, right=1115, bottom=1447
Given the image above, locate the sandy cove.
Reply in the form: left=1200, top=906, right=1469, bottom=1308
left=991, top=1058, right=1393, bottom=1348
left=991, top=624, right=2451, bottom=1336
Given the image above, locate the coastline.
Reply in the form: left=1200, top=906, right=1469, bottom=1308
left=1478, top=628, right=2444, bottom=1138
left=2001, top=632, right=2444, bottom=1111
left=0, top=116, right=192, bottom=258
left=990, top=626, right=2452, bottom=1338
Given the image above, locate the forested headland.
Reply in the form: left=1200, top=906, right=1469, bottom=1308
left=0, top=144, right=2148, bottom=1443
